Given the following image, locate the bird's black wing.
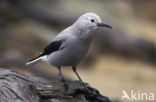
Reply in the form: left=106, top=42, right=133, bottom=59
left=26, top=40, right=65, bottom=64
left=39, top=40, right=64, bottom=57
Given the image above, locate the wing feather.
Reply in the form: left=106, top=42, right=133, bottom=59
left=40, top=40, right=64, bottom=56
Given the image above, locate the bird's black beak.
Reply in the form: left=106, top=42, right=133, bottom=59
left=97, top=22, right=113, bottom=28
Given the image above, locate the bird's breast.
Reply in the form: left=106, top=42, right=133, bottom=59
left=63, top=38, right=90, bottom=64
left=67, top=40, right=89, bottom=56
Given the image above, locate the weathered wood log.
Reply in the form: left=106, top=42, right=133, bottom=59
left=0, top=68, right=111, bottom=102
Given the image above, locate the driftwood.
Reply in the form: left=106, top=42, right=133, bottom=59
left=0, top=68, right=111, bottom=102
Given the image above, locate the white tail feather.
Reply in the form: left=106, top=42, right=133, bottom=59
left=26, top=57, right=42, bottom=66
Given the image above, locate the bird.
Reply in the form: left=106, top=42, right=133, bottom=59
left=26, top=12, right=112, bottom=88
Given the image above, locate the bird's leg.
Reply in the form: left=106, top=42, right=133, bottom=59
left=72, top=66, right=87, bottom=89
left=57, top=67, right=65, bottom=82
left=57, top=67, right=69, bottom=89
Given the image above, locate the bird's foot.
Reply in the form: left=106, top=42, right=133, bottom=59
left=78, top=80, right=88, bottom=90
left=63, top=82, right=69, bottom=90
left=59, top=78, right=69, bottom=90
left=60, top=79, right=69, bottom=90
left=59, top=74, right=65, bottom=82
left=60, top=78, right=65, bottom=82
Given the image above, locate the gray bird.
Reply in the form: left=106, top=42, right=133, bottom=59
left=26, top=12, right=112, bottom=87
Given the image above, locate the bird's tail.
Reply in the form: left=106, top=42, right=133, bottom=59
left=26, top=56, right=42, bottom=66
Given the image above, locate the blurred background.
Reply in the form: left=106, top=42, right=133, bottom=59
left=0, top=0, right=156, bottom=102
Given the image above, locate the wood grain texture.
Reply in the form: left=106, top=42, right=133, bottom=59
left=0, top=68, right=111, bottom=102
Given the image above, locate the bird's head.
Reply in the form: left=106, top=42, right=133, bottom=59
left=74, top=12, right=112, bottom=31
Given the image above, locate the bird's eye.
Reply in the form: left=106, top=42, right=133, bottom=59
left=90, top=19, right=94, bottom=23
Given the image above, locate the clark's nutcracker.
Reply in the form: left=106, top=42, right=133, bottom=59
left=26, top=12, right=112, bottom=87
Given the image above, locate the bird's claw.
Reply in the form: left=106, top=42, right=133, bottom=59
left=63, top=82, right=69, bottom=90
left=78, top=80, right=88, bottom=90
